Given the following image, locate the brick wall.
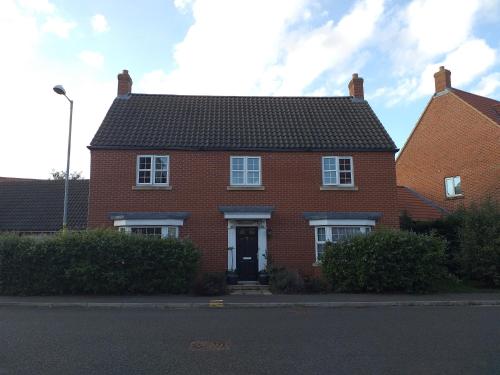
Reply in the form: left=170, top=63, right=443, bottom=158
left=88, top=150, right=398, bottom=275
left=396, top=186, right=445, bottom=221
left=396, top=92, right=500, bottom=212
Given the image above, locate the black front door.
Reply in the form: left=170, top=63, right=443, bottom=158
left=236, top=227, right=258, bottom=281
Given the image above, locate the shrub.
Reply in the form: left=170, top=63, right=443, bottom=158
left=269, top=267, right=304, bottom=294
left=322, top=229, right=447, bottom=293
left=400, top=210, right=464, bottom=274
left=458, top=200, right=500, bottom=287
left=401, top=199, right=500, bottom=287
left=0, top=230, right=200, bottom=295
left=193, top=272, right=227, bottom=296
left=303, top=276, right=331, bottom=294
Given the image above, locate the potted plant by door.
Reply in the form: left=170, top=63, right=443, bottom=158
left=226, top=247, right=238, bottom=285
left=258, top=270, right=269, bottom=285
left=258, top=253, right=270, bottom=285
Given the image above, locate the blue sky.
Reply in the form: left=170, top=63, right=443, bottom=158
left=1, top=0, right=499, bottom=178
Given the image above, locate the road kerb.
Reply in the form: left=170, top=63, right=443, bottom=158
left=0, top=300, right=500, bottom=309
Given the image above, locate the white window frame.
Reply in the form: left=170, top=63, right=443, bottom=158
left=119, top=226, right=179, bottom=239
left=230, top=156, right=262, bottom=186
left=314, top=226, right=371, bottom=262
left=322, top=156, right=354, bottom=186
left=136, top=155, right=170, bottom=186
left=444, top=176, right=463, bottom=197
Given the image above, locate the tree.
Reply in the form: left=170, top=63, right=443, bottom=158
left=49, top=169, right=84, bottom=180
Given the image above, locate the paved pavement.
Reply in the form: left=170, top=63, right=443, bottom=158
left=0, top=292, right=499, bottom=308
left=1, top=305, right=499, bottom=374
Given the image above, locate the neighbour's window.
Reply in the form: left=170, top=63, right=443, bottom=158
left=230, top=156, right=261, bottom=186
left=136, top=155, right=169, bottom=185
left=315, top=226, right=371, bottom=261
left=120, top=226, right=179, bottom=239
left=444, top=176, right=462, bottom=197
left=322, top=156, right=353, bottom=186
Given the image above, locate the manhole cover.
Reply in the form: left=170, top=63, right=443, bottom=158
left=189, top=340, right=230, bottom=351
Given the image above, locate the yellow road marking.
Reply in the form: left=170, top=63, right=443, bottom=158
left=209, top=299, right=224, bottom=308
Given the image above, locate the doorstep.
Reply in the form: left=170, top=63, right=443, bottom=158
left=228, top=282, right=272, bottom=295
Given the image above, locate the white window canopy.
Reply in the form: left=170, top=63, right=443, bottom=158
left=219, top=206, right=274, bottom=220
left=109, top=212, right=190, bottom=227
left=303, top=211, right=381, bottom=227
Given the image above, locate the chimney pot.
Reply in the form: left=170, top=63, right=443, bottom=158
left=434, top=66, right=451, bottom=93
left=348, top=73, right=364, bottom=100
left=117, top=69, right=133, bottom=96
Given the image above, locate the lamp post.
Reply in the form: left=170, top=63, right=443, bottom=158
left=53, top=85, right=73, bottom=231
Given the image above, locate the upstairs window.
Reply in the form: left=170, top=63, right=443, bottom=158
left=322, top=156, right=353, bottom=186
left=445, top=176, right=462, bottom=197
left=230, top=156, right=261, bottom=186
left=136, top=155, right=169, bottom=185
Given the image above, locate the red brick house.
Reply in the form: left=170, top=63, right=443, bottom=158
left=397, top=66, right=500, bottom=212
left=88, top=70, right=399, bottom=279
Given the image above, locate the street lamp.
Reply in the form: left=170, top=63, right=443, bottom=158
left=53, top=85, right=73, bottom=231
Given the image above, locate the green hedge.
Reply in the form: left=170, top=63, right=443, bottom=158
left=401, top=199, right=500, bottom=287
left=458, top=200, right=500, bottom=287
left=0, top=230, right=200, bottom=295
left=322, top=230, right=446, bottom=293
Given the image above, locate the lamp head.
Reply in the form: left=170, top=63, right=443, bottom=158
left=53, top=85, right=66, bottom=95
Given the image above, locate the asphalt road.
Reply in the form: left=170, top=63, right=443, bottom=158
left=1, top=306, right=499, bottom=375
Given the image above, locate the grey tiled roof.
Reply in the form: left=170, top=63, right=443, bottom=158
left=0, top=178, right=89, bottom=232
left=109, top=212, right=190, bottom=220
left=303, top=212, right=382, bottom=220
left=90, top=94, right=397, bottom=152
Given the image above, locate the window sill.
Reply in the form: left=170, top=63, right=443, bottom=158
left=312, top=262, right=322, bottom=267
left=227, top=186, right=265, bottom=191
left=320, top=185, right=358, bottom=191
left=446, top=194, right=464, bottom=200
left=132, top=185, right=172, bottom=191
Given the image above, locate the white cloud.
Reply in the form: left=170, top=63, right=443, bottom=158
left=139, top=0, right=308, bottom=95
left=0, top=1, right=114, bottom=179
left=0, top=0, right=40, bottom=64
left=174, top=0, right=194, bottom=11
left=373, top=0, right=498, bottom=105
left=272, top=0, right=384, bottom=95
left=41, top=15, right=76, bottom=38
left=473, top=72, right=500, bottom=96
left=79, top=50, right=105, bottom=68
left=411, top=39, right=496, bottom=99
left=18, top=0, right=55, bottom=13
left=404, top=0, right=479, bottom=58
left=91, top=14, right=109, bottom=33
left=140, top=0, right=384, bottom=96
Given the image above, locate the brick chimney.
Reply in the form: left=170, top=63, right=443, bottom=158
left=434, top=66, right=451, bottom=93
left=348, top=73, right=364, bottom=100
left=117, top=69, right=132, bottom=96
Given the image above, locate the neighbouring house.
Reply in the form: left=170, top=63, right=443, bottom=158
left=88, top=70, right=399, bottom=279
left=396, top=186, right=447, bottom=222
left=396, top=66, right=500, bottom=212
left=0, top=178, right=89, bottom=234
